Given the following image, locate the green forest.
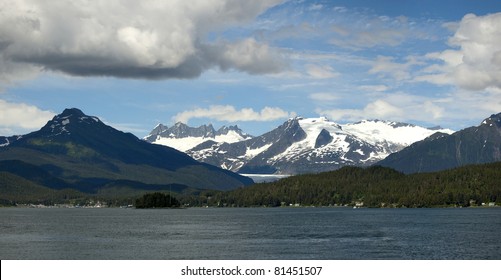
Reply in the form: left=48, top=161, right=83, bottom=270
left=180, top=162, right=501, bottom=208
left=135, top=192, right=180, bottom=208
left=2, top=161, right=501, bottom=208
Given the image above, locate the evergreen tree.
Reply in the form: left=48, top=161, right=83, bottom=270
left=135, top=192, right=180, bottom=208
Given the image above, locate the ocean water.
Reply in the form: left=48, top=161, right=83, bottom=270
left=0, top=207, right=499, bottom=260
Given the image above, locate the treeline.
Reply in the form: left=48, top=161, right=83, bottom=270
left=181, top=162, right=501, bottom=208
left=0, top=171, right=86, bottom=206
left=3, top=161, right=501, bottom=208
left=135, top=192, right=180, bottom=208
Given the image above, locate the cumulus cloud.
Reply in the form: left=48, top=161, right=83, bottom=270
left=173, top=105, right=295, bottom=123
left=0, top=99, right=55, bottom=135
left=417, top=13, right=501, bottom=91
left=210, top=38, right=287, bottom=74
left=0, top=0, right=285, bottom=82
left=0, top=55, right=40, bottom=88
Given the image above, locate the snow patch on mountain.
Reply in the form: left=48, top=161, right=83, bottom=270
left=153, top=136, right=212, bottom=152
left=269, top=117, right=386, bottom=165
left=216, top=130, right=250, bottom=144
left=244, top=143, right=272, bottom=159
left=343, top=120, right=454, bottom=151
left=298, top=117, right=343, bottom=149
left=0, top=135, right=22, bottom=147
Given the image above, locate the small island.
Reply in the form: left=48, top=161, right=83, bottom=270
left=135, top=192, right=180, bottom=208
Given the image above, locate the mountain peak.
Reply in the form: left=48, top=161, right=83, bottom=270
left=144, top=122, right=252, bottom=151
left=378, top=111, right=501, bottom=174
left=54, top=108, right=100, bottom=123
left=1, top=108, right=253, bottom=192
left=37, top=108, right=102, bottom=138
left=216, top=125, right=250, bottom=137
left=151, top=123, right=168, bottom=134
left=480, top=112, right=501, bottom=128
left=60, top=108, right=86, bottom=118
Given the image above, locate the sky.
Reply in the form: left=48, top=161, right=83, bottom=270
left=1, top=0, right=501, bottom=137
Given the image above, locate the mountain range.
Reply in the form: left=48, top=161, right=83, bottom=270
left=144, top=122, right=251, bottom=151
left=378, top=112, right=501, bottom=173
left=145, top=117, right=454, bottom=174
left=0, top=108, right=253, bottom=203
left=2, top=108, right=501, bottom=205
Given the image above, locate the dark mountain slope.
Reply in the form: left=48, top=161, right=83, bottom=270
left=377, top=113, right=501, bottom=173
left=0, top=108, right=253, bottom=193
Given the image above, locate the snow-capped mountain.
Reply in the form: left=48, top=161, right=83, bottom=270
left=146, top=117, right=453, bottom=175
left=343, top=120, right=454, bottom=153
left=144, top=122, right=252, bottom=151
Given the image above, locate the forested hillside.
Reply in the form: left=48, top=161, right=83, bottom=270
left=199, top=163, right=501, bottom=208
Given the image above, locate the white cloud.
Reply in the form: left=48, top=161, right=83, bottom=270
left=328, top=15, right=414, bottom=50
left=0, top=99, right=55, bottom=135
left=318, top=99, right=405, bottom=121
left=268, top=81, right=323, bottom=91
left=358, top=85, right=389, bottom=92
left=173, top=105, right=295, bottom=123
left=315, top=87, right=501, bottom=129
left=315, top=91, right=451, bottom=124
left=369, top=56, right=422, bottom=81
left=305, top=64, right=339, bottom=79
left=417, top=13, right=501, bottom=91
left=309, top=92, right=339, bottom=102
left=0, top=0, right=285, bottom=82
left=435, top=89, right=501, bottom=123
left=213, top=38, right=287, bottom=75
left=364, top=100, right=404, bottom=117
left=308, top=4, right=323, bottom=11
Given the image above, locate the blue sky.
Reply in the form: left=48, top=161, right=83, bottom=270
left=1, top=0, right=501, bottom=137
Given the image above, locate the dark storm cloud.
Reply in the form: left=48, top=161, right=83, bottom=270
left=0, top=0, right=286, bottom=81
